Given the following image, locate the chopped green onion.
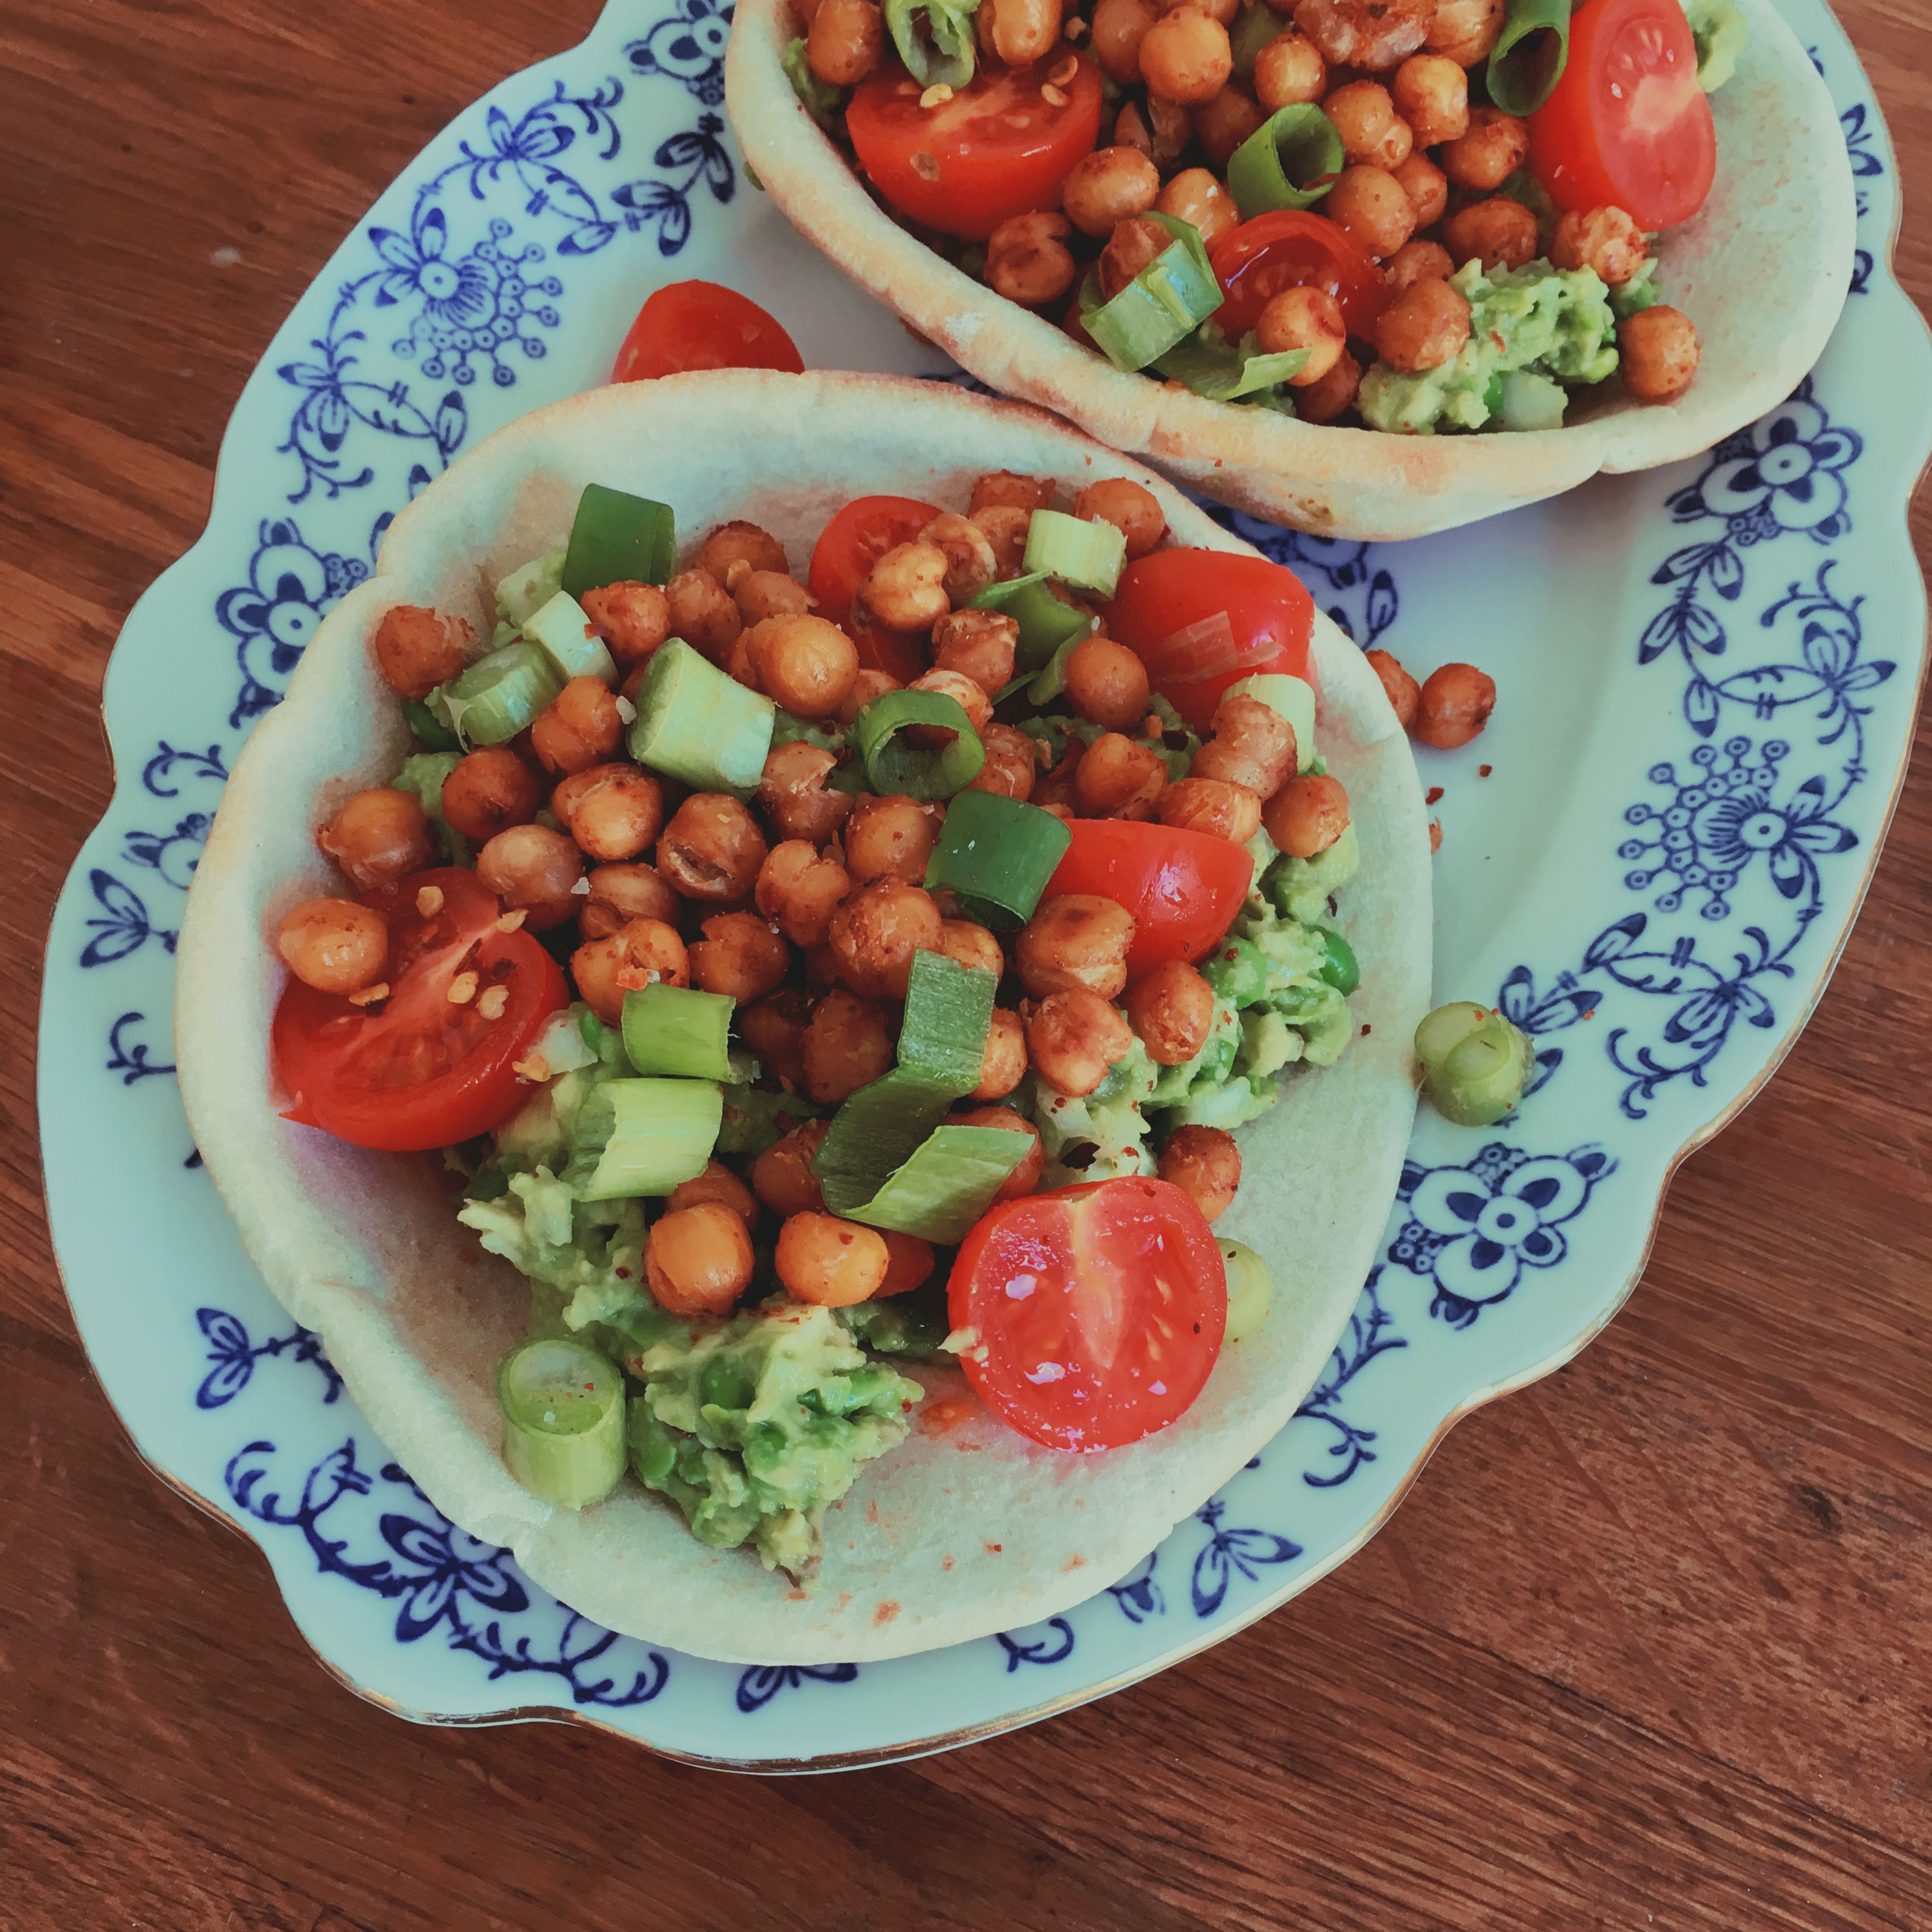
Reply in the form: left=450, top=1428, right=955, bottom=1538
left=1229, top=1, right=1286, bottom=79
left=562, top=483, right=676, bottom=598
left=439, top=639, right=565, bottom=748
left=1153, top=337, right=1311, bottom=401
left=969, top=571, right=1094, bottom=672
left=1217, top=1238, right=1272, bottom=1343
left=621, top=984, right=736, bottom=1080
left=1223, top=671, right=1317, bottom=771
left=842, top=1124, right=1029, bottom=1243
left=925, top=790, right=1072, bottom=931
left=1079, top=214, right=1225, bottom=373
left=1487, top=0, right=1571, bottom=116
left=1414, top=1002, right=1535, bottom=1126
left=1316, top=928, right=1360, bottom=996
left=498, top=1337, right=627, bottom=1508
left=1024, top=629, right=1084, bottom=706
left=769, top=708, right=847, bottom=754
left=627, top=638, right=776, bottom=796
left=1683, top=0, right=1747, bottom=90
left=783, top=36, right=847, bottom=130
left=523, top=589, right=619, bottom=687
left=565, top=1077, right=722, bottom=1198
left=497, top=549, right=567, bottom=628
left=850, top=688, right=986, bottom=799
left=883, top=0, right=977, bottom=89
left=403, top=696, right=459, bottom=752
left=1023, top=509, right=1128, bottom=599
left=898, top=947, right=999, bottom=1090
left=1227, top=104, right=1345, bottom=217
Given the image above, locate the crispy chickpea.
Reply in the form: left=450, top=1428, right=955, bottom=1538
left=530, top=674, right=622, bottom=777
left=828, top=880, right=945, bottom=1000
left=919, top=514, right=1000, bottom=608
left=968, top=721, right=1038, bottom=802
left=440, top=746, right=540, bottom=843
left=734, top=570, right=814, bottom=627
left=1062, top=146, right=1162, bottom=238
left=1292, top=0, right=1431, bottom=68
left=745, top=613, right=859, bottom=719
left=970, top=471, right=1055, bottom=515
left=550, top=763, right=667, bottom=863
left=986, top=0, right=1064, bottom=63
left=691, top=911, right=791, bottom=1005
left=752, top=1119, right=828, bottom=1217
left=1138, top=7, right=1232, bottom=104
left=1098, top=213, right=1174, bottom=301
left=845, top=793, right=941, bottom=885
left=806, top=942, right=840, bottom=990
left=667, top=1160, right=759, bottom=1226
left=1255, top=286, right=1347, bottom=387
left=970, top=505, right=1033, bottom=581
left=1031, top=736, right=1084, bottom=814
left=1074, top=732, right=1167, bottom=820
left=1413, top=662, right=1496, bottom=748
left=1297, top=347, right=1364, bottom=424
left=476, top=823, right=584, bottom=930
left=878, top=1230, right=937, bottom=1297
left=316, top=788, right=437, bottom=892
left=665, top=568, right=743, bottom=665
left=1253, top=30, right=1325, bottom=109
left=1443, top=195, right=1539, bottom=272
left=941, top=919, right=1006, bottom=978
left=1385, top=237, right=1454, bottom=293
left=581, top=861, right=680, bottom=939
left=1017, top=894, right=1135, bottom=999
left=1553, top=205, right=1650, bottom=286
left=776, top=1213, right=891, bottom=1307
left=952, top=1105, right=1046, bottom=1199
left=1263, top=772, right=1350, bottom=857
left=860, top=541, right=950, bottom=633
left=1440, top=105, right=1528, bottom=191
left=1392, top=151, right=1449, bottom=228
left=756, top=840, right=852, bottom=947
left=1194, top=694, right=1298, bottom=796
left=1159, top=1123, right=1241, bottom=1221
left=740, top=987, right=812, bottom=1090
left=645, top=1202, right=756, bottom=1317
left=1114, top=94, right=1194, bottom=171
left=1192, top=84, right=1264, bottom=170
left=801, top=989, right=894, bottom=1105
left=372, top=604, right=472, bottom=699
left=656, top=793, right=767, bottom=903
left=986, top=210, right=1079, bottom=308
left=1364, top=648, right=1421, bottom=730
left=1126, top=957, right=1215, bottom=1066
left=276, top=897, right=388, bottom=995
left=1619, top=305, right=1701, bottom=403
left=1091, top=0, right=1160, bottom=80
left=759, top=739, right=854, bottom=845
left=1158, top=775, right=1262, bottom=843
left=909, top=669, right=994, bottom=740
left=972, top=1008, right=1029, bottom=1101
left=582, top=582, right=671, bottom=670
left=1426, top=0, right=1504, bottom=66
left=1371, top=275, right=1471, bottom=372
left=807, top=0, right=883, bottom=84
left=571, top=917, right=689, bottom=1025
left=932, top=609, right=1019, bottom=692
left=1025, top=989, right=1134, bottom=1098
left=1065, top=636, right=1152, bottom=731
left=1325, top=164, right=1416, bottom=259
left=1325, top=80, right=1413, bottom=169
left=698, top=521, right=788, bottom=583
left=1073, top=477, right=1167, bottom=560
left=1157, top=167, right=1239, bottom=251
left=1391, top=52, right=1468, bottom=142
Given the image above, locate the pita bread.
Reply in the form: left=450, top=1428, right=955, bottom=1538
left=176, top=371, right=1430, bottom=1663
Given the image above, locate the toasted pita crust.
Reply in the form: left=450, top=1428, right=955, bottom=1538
left=176, top=371, right=1430, bottom=1663
left=725, top=0, right=1854, bottom=540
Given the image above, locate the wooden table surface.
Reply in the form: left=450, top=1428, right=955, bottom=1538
left=7, top=1, right=1929, bottom=1924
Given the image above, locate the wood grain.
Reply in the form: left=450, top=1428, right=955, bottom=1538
left=4, top=1, right=1928, bottom=1925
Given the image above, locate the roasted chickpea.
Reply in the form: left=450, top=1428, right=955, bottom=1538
left=645, top=1202, right=755, bottom=1317
left=919, top=513, right=1000, bottom=610
left=776, top=1213, right=891, bottom=1307
left=530, top=675, right=622, bottom=777
left=581, top=862, right=680, bottom=939
left=1017, top=894, right=1136, bottom=999
left=667, top=1160, right=759, bottom=1226
left=1392, top=151, right=1449, bottom=228
left=745, top=613, right=859, bottom=719
left=1126, top=957, right=1215, bottom=1065
left=759, top=739, right=855, bottom=845
left=1252, top=29, right=1325, bottom=109
left=986, top=209, right=1079, bottom=307
left=691, top=911, right=791, bottom=1004
left=317, top=788, right=437, bottom=892
left=1114, top=95, right=1194, bottom=171
left=1297, top=347, right=1364, bottom=424
left=571, top=917, right=689, bottom=1025
left=1392, top=52, right=1468, bottom=142
left=1413, top=662, right=1496, bottom=748
left=1325, top=80, right=1413, bottom=169
left=740, top=985, right=812, bottom=1090
left=1194, top=694, right=1298, bottom=796
left=276, top=897, right=388, bottom=995
left=909, top=668, right=994, bottom=738
left=1255, top=286, right=1347, bottom=386
left=1092, top=0, right=1160, bottom=80
left=828, top=880, right=945, bottom=999
left=1443, top=195, right=1539, bottom=272
left=1325, top=164, right=1416, bottom=259
left=1025, top=988, right=1134, bottom=1097
left=969, top=471, right=1055, bottom=514
left=984, top=0, right=1063, bottom=63
left=1065, top=635, right=1152, bottom=731
left=941, top=919, right=1006, bottom=978
left=845, top=793, right=941, bottom=885
left=932, top=609, right=1019, bottom=693
left=1063, top=146, right=1162, bottom=238
left=1292, top=0, right=1431, bottom=68
left=1618, top=305, right=1701, bottom=403
left=698, top=521, right=788, bottom=583
left=372, top=604, right=472, bottom=699
left=1031, top=735, right=1084, bottom=814
left=439, top=746, right=540, bottom=844
left=1098, top=213, right=1173, bottom=301
left=656, top=793, right=768, bottom=903
left=550, top=763, right=667, bottom=863
left=1157, top=775, right=1262, bottom=843
left=1072, top=477, right=1167, bottom=560
left=1440, top=105, right=1528, bottom=190
left=1158, top=1123, right=1241, bottom=1221
left=476, top=823, right=584, bottom=930
left=805, top=943, right=840, bottom=991
left=1371, top=274, right=1471, bottom=372
left=1074, top=732, right=1167, bottom=820
left=756, top=840, right=852, bottom=948
left=1192, top=84, right=1264, bottom=170
left=1426, top=0, right=1504, bottom=66
left=752, top=1119, right=828, bottom=1216
left=878, top=1230, right=937, bottom=1296
left=952, top=1105, right=1046, bottom=1199
left=734, top=570, right=814, bottom=627
left=963, top=721, right=1036, bottom=803
left=970, top=504, right=1033, bottom=581
left=1156, top=167, right=1239, bottom=251
left=802, top=989, right=895, bottom=1105
left=808, top=0, right=884, bottom=84
left=1138, top=7, right=1232, bottom=104
left=1263, top=771, right=1350, bottom=857
left=972, top=1008, right=1029, bottom=1101
left=1553, top=205, right=1650, bottom=286
left=1385, top=237, right=1454, bottom=293
left=1364, top=648, right=1421, bottom=729
left=582, top=582, right=671, bottom=669
left=860, top=541, right=950, bottom=633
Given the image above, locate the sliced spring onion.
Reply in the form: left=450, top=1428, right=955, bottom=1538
left=1487, top=0, right=1572, bottom=116
left=1414, top=1002, right=1536, bottom=1126
left=842, top=1124, right=1030, bottom=1244
left=497, top=549, right=567, bottom=628
left=621, top=984, right=736, bottom=1081
left=439, top=639, right=565, bottom=748
left=498, top=1337, right=627, bottom=1508
left=899, top=946, right=999, bottom=1090
left=850, top=688, right=986, bottom=799
left=1227, top=104, right=1345, bottom=217
left=926, top=789, right=1072, bottom=932
left=403, top=696, right=459, bottom=752
left=1153, top=338, right=1311, bottom=401
left=565, top=1077, right=723, bottom=1198
left=562, top=483, right=676, bottom=598
left=1025, top=628, right=1086, bottom=705
left=769, top=708, right=847, bottom=754
left=1223, top=671, right=1318, bottom=771
left=628, top=638, right=776, bottom=796
left=1023, top=509, right=1128, bottom=599
left=1315, top=927, right=1360, bottom=996
left=1684, top=0, right=1747, bottom=91
left=783, top=35, right=847, bottom=130
left=1229, top=1, right=1286, bottom=80
left=1080, top=214, right=1225, bottom=373
left=1217, top=1238, right=1273, bottom=1343
left=969, top=571, right=1094, bottom=672
left=883, top=0, right=977, bottom=89
left=523, top=589, right=620, bottom=687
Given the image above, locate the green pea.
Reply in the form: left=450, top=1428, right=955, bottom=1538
left=1316, top=929, right=1360, bottom=996
left=1201, top=933, right=1267, bottom=1007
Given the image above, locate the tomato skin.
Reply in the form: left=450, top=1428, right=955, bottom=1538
left=613, top=281, right=804, bottom=382
left=948, top=1177, right=1228, bottom=1453
left=1045, top=821, right=1254, bottom=978
left=1210, top=211, right=1391, bottom=340
left=1102, top=547, right=1316, bottom=736
left=846, top=57, right=1103, bottom=242
left=273, top=868, right=567, bottom=1153
left=1527, top=0, right=1715, bottom=229
left=808, top=493, right=942, bottom=682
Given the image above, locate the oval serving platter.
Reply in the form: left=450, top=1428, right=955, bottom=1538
left=38, top=0, right=1930, bottom=1770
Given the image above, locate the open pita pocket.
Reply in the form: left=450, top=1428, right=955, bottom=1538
left=176, top=370, right=1430, bottom=1664
left=726, top=0, right=1854, bottom=541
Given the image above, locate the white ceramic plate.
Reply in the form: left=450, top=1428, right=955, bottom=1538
left=39, top=0, right=1930, bottom=1769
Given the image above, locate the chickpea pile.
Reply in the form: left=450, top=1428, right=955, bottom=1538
left=800, top=0, right=1703, bottom=415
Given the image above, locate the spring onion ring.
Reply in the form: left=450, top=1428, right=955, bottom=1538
left=850, top=688, right=986, bottom=798
left=1227, top=105, right=1345, bottom=218
left=1487, top=0, right=1572, bottom=117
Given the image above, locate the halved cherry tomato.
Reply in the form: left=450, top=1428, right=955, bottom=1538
left=1528, top=0, right=1715, bottom=228
left=948, top=1177, right=1227, bottom=1452
left=1210, top=211, right=1391, bottom=340
left=846, top=56, right=1104, bottom=242
left=1101, top=547, right=1316, bottom=736
left=1045, top=821, right=1254, bottom=978
left=808, top=492, right=942, bottom=682
left=613, top=281, right=805, bottom=382
left=272, top=868, right=567, bottom=1152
